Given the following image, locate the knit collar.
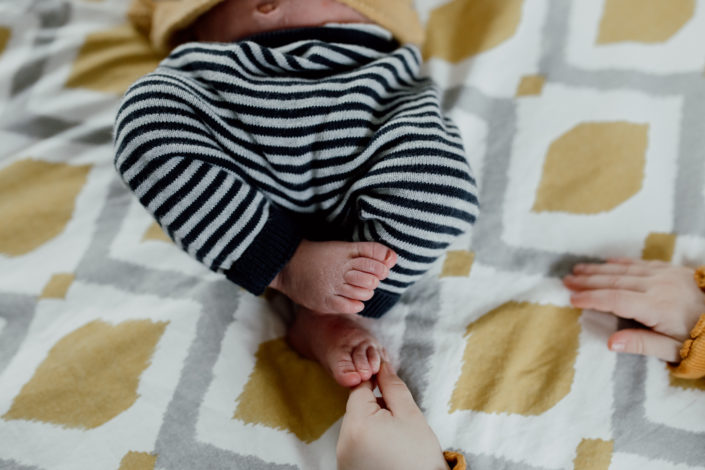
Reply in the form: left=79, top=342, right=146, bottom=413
left=239, top=23, right=399, bottom=54
left=166, top=24, right=410, bottom=80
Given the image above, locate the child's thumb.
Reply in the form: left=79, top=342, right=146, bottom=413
left=608, top=329, right=681, bottom=362
left=377, top=362, right=420, bottom=417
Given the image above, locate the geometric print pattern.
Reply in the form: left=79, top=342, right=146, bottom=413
left=1, top=0, right=704, bottom=469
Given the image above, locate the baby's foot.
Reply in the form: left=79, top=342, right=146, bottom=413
left=287, top=307, right=387, bottom=387
left=270, top=240, right=397, bottom=315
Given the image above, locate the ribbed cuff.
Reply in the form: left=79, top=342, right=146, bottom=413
left=361, top=289, right=401, bottom=318
left=225, top=205, right=302, bottom=296
left=670, top=313, right=705, bottom=379
left=443, top=451, right=467, bottom=470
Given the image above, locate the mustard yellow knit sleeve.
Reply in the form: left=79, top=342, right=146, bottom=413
left=670, top=314, right=705, bottom=379
left=444, top=451, right=468, bottom=470
left=669, top=267, right=705, bottom=379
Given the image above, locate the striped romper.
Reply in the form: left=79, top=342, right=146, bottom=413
left=114, top=24, right=479, bottom=318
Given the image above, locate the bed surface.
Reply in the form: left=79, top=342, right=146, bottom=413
left=1, top=1, right=704, bottom=469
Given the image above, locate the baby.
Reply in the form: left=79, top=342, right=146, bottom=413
left=115, top=0, right=478, bottom=387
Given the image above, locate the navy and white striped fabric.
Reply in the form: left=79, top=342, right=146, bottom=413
left=114, top=23, right=478, bottom=317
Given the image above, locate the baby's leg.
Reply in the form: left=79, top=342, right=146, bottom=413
left=343, top=125, right=479, bottom=317
left=287, top=306, right=386, bottom=387
left=269, top=239, right=397, bottom=315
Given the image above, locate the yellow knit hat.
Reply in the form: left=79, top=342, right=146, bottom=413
left=128, top=0, right=424, bottom=52
left=336, top=0, right=424, bottom=45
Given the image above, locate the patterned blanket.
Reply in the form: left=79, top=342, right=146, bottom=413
left=1, top=1, right=703, bottom=469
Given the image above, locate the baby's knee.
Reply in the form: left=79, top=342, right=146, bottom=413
left=359, top=162, right=477, bottom=225
left=399, top=161, right=478, bottom=222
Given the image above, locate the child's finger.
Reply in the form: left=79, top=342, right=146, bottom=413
left=606, top=257, right=670, bottom=268
left=381, top=347, right=390, bottom=363
left=376, top=361, right=421, bottom=418
left=606, top=257, right=639, bottom=264
left=563, top=274, right=647, bottom=293
left=608, top=329, right=681, bottom=363
left=570, top=289, right=649, bottom=322
left=572, top=263, right=651, bottom=277
left=346, top=380, right=381, bottom=417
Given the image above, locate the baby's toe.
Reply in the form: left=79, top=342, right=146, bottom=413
left=332, top=356, right=363, bottom=388
left=344, top=270, right=380, bottom=290
left=382, top=249, right=397, bottom=268
left=338, top=283, right=374, bottom=302
left=352, top=242, right=394, bottom=263
left=352, top=343, right=374, bottom=382
left=324, top=295, right=364, bottom=315
left=350, top=257, right=389, bottom=280
left=367, top=346, right=381, bottom=375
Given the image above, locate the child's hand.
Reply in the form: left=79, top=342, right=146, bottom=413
left=337, top=362, right=449, bottom=470
left=563, top=258, right=705, bottom=362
